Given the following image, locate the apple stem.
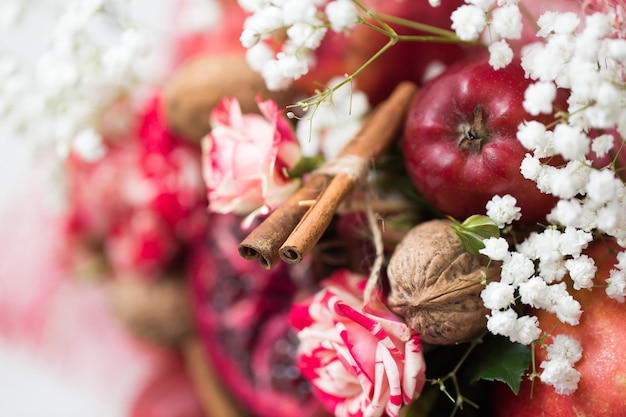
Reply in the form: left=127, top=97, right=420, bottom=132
left=458, top=105, right=489, bottom=152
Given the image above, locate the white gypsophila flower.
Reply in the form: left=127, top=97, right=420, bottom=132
left=523, top=81, right=557, bottom=116
left=552, top=124, right=590, bottom=161
left=520, top=42, right=563, bottom=83
left=287, top=22, right=327, bottom=49
left=537, top=11, right=580, bottom=37
left=547, top=199, right=584, bottom=228
left=565, top=255, right=597, bottom=290
left=466, top=0, right=496, bottom=11
left=244, top=5, right=285, bottom=34
left=582, top=12, right=612, bottom=40
left=617, top=250, right=626, bottom=270
left=559, top=227, right=594, bottom=257
left=282, top=0, right=317, bottom=26
left=530, top=228, right=562, bottom=255
left=516, top=120, right=547, bottom=152
left=516, top=229, right=558, bottom=260
left=296, top=77, right=370, bottom=159
left=325, top=0, right=358, bottom=32
left=101, top=29, right=150, bottom=81
left=540, top=359, right=581, bottom=395
left=479, top=237, right=510, bottom=261
left=518, top=276, right=550, bottom=308
left=275, top=50, right=309, bottom=79
left=545, top=34, right=577, bottom=88
left=491, top=5, right=522, bottom=39
left=510, top=315, right=542, bottom=345
left=591, top=133, right=615, bottom=158
left=544, top=160, right=591, bottom=199
left=567, top=62, right=602, bottom=105
left=596, top=201, right=626, bottom=236
left=604, top=37, right=626, bottom=60
left=500, top=252, right=535, bottom=285
left=606, top=268, right=626, bottom=302
left=451, top=5, right=486, bottom=41
left=245, top=42, right=274, bottom=72
left=586, top=168, right=619, bottom=205
left=497, top=0, right=519, bottom=5
left=72, top=127, right=106, bottom=162
left=538, top=252, right=567, bottom=283
left=0, top=0, right=27, bottom=28
left=546, top=334, right=583, bottom=364
left=238, top=0, right=268, bottom=13
left=546, top=283, right=582, bottom=325
left=520, top=153, right=543, bottom=181
left=240, top=28, right=261, bottom=48
left=428, top=0, right=441, bottom=6
left=260, top=59, right=292, bottom=90
left=488, top=40, right=513, bottom=69
left=486, top=308, right=518, bottom=337
left=1, top=1, right=160, bottom=157
left=481, top=281, right=516, bottom=310
left=486, top=194, right=522, bottom=228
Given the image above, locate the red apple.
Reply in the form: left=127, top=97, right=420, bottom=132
left=491, top=240, right=626, bottom=417
left=170, top=0, right=247, bottom=67
left=402, top=54, right=566, bottom=223
left=294, top=0, right=470, bottom=105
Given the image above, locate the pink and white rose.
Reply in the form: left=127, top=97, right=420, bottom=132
left=202, top=96, right=302, bottom=220
left=289, top=269, right=426, bottom=417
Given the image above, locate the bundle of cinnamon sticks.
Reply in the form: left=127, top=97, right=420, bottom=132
left=238, top=81, right=419, bottom=269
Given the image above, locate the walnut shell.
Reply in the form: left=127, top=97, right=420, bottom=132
left=108, top=275, right=194, bottom=346
left=386, top=219, right=499, bottom=345
left=162, top=53, right=297, bottom=141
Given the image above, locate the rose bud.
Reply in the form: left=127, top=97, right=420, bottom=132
left=289, top=269, right=426, bottom=417
left=202, top=96, right=302, bottom=225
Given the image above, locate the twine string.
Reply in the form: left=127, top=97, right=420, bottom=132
left=312, top=154, right=384, bottom=304
left=313, top=154, right=370, bottom=181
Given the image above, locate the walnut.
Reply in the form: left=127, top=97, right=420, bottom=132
left=386, top=219, right=499, bottom=345
left=162, top=53, right=297, bottom=141
left=108, top=275, right=194, bottom=346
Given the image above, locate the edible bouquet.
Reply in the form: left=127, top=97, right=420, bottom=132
left=2, top=0, right=626, bottom=416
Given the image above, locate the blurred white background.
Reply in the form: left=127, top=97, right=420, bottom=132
left=0, top=1, right=183, bottom=416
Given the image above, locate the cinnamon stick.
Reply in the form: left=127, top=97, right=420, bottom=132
left=239, top=81, right=418, bottom=269
left=279, top=81, right=418, bottom=264
left=238, top=174, right=329, bottom=269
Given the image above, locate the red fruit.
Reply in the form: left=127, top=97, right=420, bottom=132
left=403, top=54, right=566, bottom=223
left=294, top=0, right=469, bottom=105
left=189, top=214, right=328, bottom=417
left=491, top=240, right=626, bottom=417
left=130, top=354, right=205, bottom=417
left=171, top=0, right=247, bottom=67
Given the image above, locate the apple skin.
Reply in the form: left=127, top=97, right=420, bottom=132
left=491, top=240, right=626, bottom=417
left=402, top=55, right=565, bottom=223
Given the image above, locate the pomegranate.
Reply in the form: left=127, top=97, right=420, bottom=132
left=189, top=214, right=329, bottom=417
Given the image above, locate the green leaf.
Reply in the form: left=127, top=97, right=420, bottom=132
left=449, top=215, right=500, bottom=255
left=466, top=335, right=531, bottom=395
left=285, top=155, right=325, bottom=178
left=401, top=386, right=439, bottom=417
